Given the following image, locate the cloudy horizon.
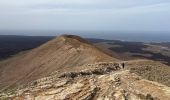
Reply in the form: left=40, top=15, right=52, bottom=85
left=0, top=0, right=170, bottom=34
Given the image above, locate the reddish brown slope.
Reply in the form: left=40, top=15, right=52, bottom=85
left=0, top=35, right=117, bottom=91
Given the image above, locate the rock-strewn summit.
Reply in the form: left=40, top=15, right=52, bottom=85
left=1, top=62, right=170, bottom=100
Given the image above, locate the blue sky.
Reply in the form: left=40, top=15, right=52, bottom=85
left=0, top=0, right=170, bottom=33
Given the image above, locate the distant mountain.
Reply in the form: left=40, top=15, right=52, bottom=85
left=1, top=35, right=170, bottom=66
left=0, top=35, right=117, bottom=91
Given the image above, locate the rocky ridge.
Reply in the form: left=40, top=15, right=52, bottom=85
left=1, top=62, right=170, bottom=100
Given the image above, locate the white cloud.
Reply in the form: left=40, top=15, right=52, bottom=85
left=0, top=0, right=169, bottom=11
left=0, top=0, right=169, bottom=31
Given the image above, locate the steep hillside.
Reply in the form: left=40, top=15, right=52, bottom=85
left=0, top=35, right=117, bottom=91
